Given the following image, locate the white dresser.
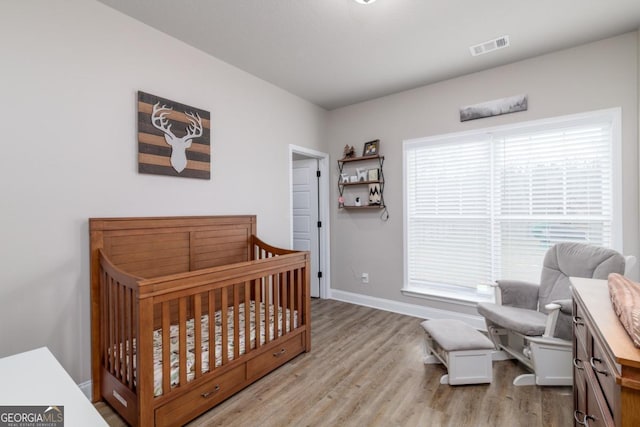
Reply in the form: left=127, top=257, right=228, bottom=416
left=0, top=347, right=107, bottom=427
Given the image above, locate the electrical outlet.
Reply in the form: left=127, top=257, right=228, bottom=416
left=361, top=273, right=369, bottom=284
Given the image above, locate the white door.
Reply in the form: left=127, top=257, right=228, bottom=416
left=292, top=158, right=320, bottom=297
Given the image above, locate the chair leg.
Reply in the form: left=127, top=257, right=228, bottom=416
left=486, top=325, right=506, bottom=349
left=513, top=374, right=536, bottom=386
left=424, top=354, right=440, bottom=364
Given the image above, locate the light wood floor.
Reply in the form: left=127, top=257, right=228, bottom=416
left=96, top=298, right=572, bottom=427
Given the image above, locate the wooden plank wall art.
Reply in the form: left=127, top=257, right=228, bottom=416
left=459, top=94, right=528, bottom=122
left=138, top=91, right=211, bottom=179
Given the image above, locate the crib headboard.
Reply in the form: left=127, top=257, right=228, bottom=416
left=89, top=215, right=257, bottom=279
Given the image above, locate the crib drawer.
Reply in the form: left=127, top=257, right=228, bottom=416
left=155, top=364, right=245, bottom=427
left=247, top=333, right=304, bottom=380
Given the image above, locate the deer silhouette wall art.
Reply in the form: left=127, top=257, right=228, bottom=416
left=151, top=102, right=202, bottom=173
left=138, top=91, right=211, bottom=179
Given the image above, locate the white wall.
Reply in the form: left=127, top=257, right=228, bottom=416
left=327, top=32, right=639, bottom=315
left=0, top=0, right=327, bottom=382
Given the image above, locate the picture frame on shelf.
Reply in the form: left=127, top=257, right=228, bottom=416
left=367, top=168, right=379, bottom=181
left=363, top=139, right=380, bottom=157
left=368, top=183, right=381, bottom=205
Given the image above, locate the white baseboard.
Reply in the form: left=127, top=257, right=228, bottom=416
left=78, top=380, right=92, bottom=400
left=329, top=289, right=486, bottom=330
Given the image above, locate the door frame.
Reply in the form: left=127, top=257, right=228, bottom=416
left=289, top=145, right=330, bottom=299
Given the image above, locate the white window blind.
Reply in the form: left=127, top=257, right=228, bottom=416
left=404, top=110, right=619, bottom=301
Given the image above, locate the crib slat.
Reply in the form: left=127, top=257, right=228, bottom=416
left=179, top=297, right=187, bottom=386
left=264, top=276, right=271, bottom=344
left=281, top=272, right=287, bottom=336
left=289, top=270, right=295, bottom=332
left=208, top=290, right=216, bottom=369
left=254, top=280, right=261, bottom=349
left=162, top=301, right=170, bottom=395
left=221, top=289, right=228, bottom=365
left=274, top=273, right=280, bottom=339
left=101, top=269, right=108, bottom=371
left=244, top=283, right=250, bottom=354
left=194, top=294, right=202, bottom=378
left=108, top=276, right=115, bottom=375
left=297, top=267, right=302, bottom=329
left=118, top=283, right=125, bottom=380
left=233, top=284, right=240, bottom=360
left=125, top=287, right=133, bottom=389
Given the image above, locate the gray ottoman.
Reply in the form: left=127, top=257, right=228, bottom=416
left=420, top=319, right=495, bottom=385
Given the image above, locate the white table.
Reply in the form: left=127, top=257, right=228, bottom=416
left=0, top=347, right=107, bottom=427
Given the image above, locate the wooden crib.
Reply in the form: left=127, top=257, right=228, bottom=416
left=89, top=216, right=311, bottom=427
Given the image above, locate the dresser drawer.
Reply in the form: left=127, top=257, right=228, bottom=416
left=591, top=337, right=617, bottom=417
left=247, top=333, right=303, bottom=380
left=573, top=302, right=588, bottom=351
left=582, top=365, right=614, bottom=427
left=155, top=364, right=246, bottom=427
left=573, top=360, right=587, bottom=420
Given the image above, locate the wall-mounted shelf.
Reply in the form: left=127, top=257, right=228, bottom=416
left=338, top=154, right=381, bottom=163
left=341, top=205, right=386, bottom=210
left=337, top=155, right=385, bottom=209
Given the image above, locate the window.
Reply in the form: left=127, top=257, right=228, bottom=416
left=403, top=109, right=621, bottom=303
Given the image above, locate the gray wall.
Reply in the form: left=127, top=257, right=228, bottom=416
left=327, top=32, right=639, bottom=315
left=0, top=0, right=327, bottom=383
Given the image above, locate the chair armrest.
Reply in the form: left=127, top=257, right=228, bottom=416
left=494, top=279, right=540, bottom=310
left=543, top=302, right=562, bottom=338
left=549, top=299, right=572, bottom=315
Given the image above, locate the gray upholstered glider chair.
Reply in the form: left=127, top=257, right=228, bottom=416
left=477, top=242, right=627, bottom=386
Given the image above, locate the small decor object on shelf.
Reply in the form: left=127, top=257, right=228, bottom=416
left=357, top=168, right=368, bottom=182
left=338, top=196, right=345, bottom=208
left=340, top=173, right=349, bottom=183
left=343, top=144, right=356, bottom=158
left=368, top=168, right=379, bottom=181
left=363, top=139, right=380, bottom=156
left=368, top=183, right=381, bottom=205
left=355, top=197, right=362, bottom=207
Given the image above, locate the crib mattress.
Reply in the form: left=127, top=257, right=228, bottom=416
left=152, top=301, right=295, bottom=396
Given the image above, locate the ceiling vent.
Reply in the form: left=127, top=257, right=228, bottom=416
left=469, top=35, right=510, bottom=57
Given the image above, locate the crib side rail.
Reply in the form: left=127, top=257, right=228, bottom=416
left=98, top=250, right=141, bottom=396
left=136, top=250, right=310, bottom=402
left=251, top=235, right=298, bottom=258
left=93, top=250, right=140, bottom=422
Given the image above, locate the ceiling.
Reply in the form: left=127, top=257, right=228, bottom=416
left=97, top=0, right=640, bottom=110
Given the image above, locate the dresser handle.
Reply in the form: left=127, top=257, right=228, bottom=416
left=201, top=384, right=220, bottom=398
left=273, top=348, right=286, bottom=357
left=590, top=357, right=608, bottom=376
left=573, top=358, right=584, bottom=370
left=573, top=316, right=584, bottom=326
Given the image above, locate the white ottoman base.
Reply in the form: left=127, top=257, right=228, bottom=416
left=421, top=319, right=494, bottom=385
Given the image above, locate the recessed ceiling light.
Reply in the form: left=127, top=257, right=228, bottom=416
left=354, top=0, right=376, bottom=4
